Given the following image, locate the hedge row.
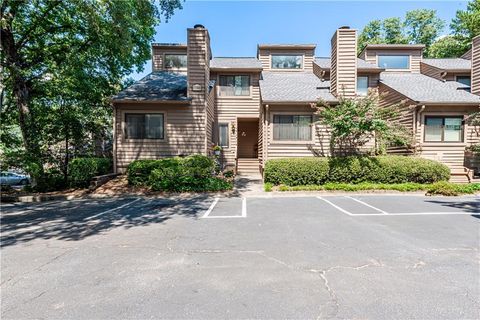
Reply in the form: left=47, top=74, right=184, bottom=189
left=264, top=156, right=450, bottom=186
left=68, top=157, right=112, bottom=187
left=127, top=155, right=232, bottom=192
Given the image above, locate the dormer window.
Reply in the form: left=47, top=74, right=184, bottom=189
left=164, top=54, right=187, bottom=69
left=378, top=55, right=409, bottom=70
left=271, top=55, right=303, bottom=69
left=456, top=76, right=471, bottom=87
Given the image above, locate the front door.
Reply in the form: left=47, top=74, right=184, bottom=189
left=237, top=119, right=259, bottom=158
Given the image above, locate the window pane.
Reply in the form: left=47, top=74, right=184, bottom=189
left=164, top=54, right=187, bottom=68
left=271, top=55, right=303, bottom=69
left=125, top=114, right=145, bottom=139
left=357, top=76, right=369, bottom=95
left=219, top=124, right=229, bottom=147
left=145, top=114, right=164, bottom=139
left=425, top=117, right=443, bottom=142
left=219, top=75, right=250, bottom=96
left=273, top=115, right=312, bottom=140
left=378, top=55, right=409, bottom=69
left=444, top=118, right=462, bottom=142
left=456, top=76, right=471, bottom=87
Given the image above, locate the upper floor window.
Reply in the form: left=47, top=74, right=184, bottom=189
left=273, top=115, right=312, bottom=141
left=378, top=55, right=409, bottom=69
left=164, top=54, right=187, bottom=69
left=424, top=116, right=463, bottom=142
left=271, top=55, right=303, bottom=69
left=218, top=75, right=250, bottom=96
left=357, top=76, right=369, bottom=95
left=125, top=113, right=164, bottom=140
left=456, top=76, right=471, bottom=87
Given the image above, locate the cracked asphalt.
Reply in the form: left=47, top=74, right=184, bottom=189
left=1, top=195, right=479, bottom=319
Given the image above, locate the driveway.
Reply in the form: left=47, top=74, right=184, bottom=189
left=1, top=195, right=479, bottom=319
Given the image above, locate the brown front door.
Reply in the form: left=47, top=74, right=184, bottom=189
left=237, top=119, right=259, bottom=158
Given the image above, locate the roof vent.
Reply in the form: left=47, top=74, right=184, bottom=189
left=339, top=26, right=350, bottom=29
left=194, top=24, right=205, bottom=29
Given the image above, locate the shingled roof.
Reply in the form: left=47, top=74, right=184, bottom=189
left=380, top=73, right=479, bottom=104
left=259, top=72, right=337, bottom=103
left=210, top=57, right=262, bottom=70
left=314, top=57, right=382, bottom=71
left=422, top=58, right=471, bottom=71
left=113, top=72, right=189, bottom=102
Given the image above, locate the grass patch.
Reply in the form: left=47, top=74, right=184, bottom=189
left=275, top=182, right=480, bottom=196
left=264, top=182, right=273, bottom=192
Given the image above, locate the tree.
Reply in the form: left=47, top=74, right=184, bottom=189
left=1, top=0, right=182, bottom=188
left=450, top=0, right=480, bottom=51
left=404, top=9, right=445, bottom=55
left=428, top=35, right=466, bottom=58
left=357, top=9, right=445, bottom=56
left=315, top=90, right=413, bottom=156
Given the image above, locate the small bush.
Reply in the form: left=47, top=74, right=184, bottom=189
left=68, top=157, right=112, bottom=188
left=264, top=156, right=450, bottom=186
left=426, top=182, right=480, bottom=196
left=223, top=170, right=234, bottom=178
left=127, top=155, right=231, bottom=192
left=264, top=182, right=273, bottom=192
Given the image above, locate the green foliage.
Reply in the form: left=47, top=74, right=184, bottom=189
left=264, top=156, right=450, bottom=186
left=428, top=36, right=467, bottom=58
left=264, top=182, right=273, bottom=192
left=68, top=157, right=112, bottom=188
left=127, top=155, right=232, bottom=192
left=450, top=0, right=480, bottom=50
left=316, top=90, right=412, bottom=155
left=358, top=9, right=444, bottom=55
left=223, top=170, right=234, bottom=178
left=1, top=0, right=183, bottom=190
left=276, top=182, right=480, bottom=196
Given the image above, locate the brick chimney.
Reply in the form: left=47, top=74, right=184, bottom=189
left=471, top=35, right=480, bottom=95
left=330, top=27, right=357, bottom=98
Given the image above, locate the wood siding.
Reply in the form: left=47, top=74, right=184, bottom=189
left=472, top=35, right=480, bottom=95
left=420, top=63, right=469, bottom=82
left=330, top=28, right=357, bottom=97
left=212, top=72, right=261, bottom=167
left=363, top=48, right=423, bottom=73
left=257, top=48, right=315, bottom=72
left=114, top=103, right=205, bottom=173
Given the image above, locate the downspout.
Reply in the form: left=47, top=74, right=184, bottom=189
left=415, top=105, right=426, bottom=153
left=264, top=104, right=269, bottom=170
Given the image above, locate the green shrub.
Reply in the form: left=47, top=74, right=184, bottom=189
left=264, top=156, right=450, bottom=186
left=68, top=157, right=112, bottom=188
left=127, top=155, right=231, bottom=192
left=426, top=182, right=480, bottom=196
left=264, top=182, right=273, bottom=192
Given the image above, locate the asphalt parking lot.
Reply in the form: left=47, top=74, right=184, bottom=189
left=1, top=194, right=479, bottom=319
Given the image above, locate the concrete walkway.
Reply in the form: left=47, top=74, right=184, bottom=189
left=233, top=173, right=264, bottom=196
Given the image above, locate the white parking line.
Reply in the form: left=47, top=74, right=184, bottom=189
left=345, top=196, right=388, bottom=214
left=316, top=196, right=354, bottom=215
left=202, top=197, right=219, bottom=218
left=85, top=198, right=142, bottom=220
left=202, top=197, right=247, bottom=219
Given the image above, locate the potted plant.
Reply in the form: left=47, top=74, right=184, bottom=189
left=213, top=145, right=222, bottom=156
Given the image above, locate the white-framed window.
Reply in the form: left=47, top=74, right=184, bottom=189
left=218, top=75, right=250, bottom=96
left=164, top=54, right=187, bottom=69
left=273, top=115, right=312, bottom=141
left=271, top=55, right=303, bottom=69
left=378, top=55, right=409, bottom=69
left=218, top=123, right=229, bottom=147
left=424, top=116, right=463, bottom=142
left=125, top=113, right=164, bottom=139
left=357, top=76, right=369, bottom=95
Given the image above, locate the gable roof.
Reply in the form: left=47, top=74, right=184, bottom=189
left=314, top=57, right=382, bottom=71
left=380, top=73, right=479, bottom=104
left=259, top=71, right=337, bottom=103
left=210, top=57, right=262, bottom=70
left=422, top=58, right=471, bottom=71
left=113, top=72, right=189, bottom=102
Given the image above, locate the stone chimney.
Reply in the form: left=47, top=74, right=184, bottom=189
left=471, top=35, right=480, bottom=95
left=330, top=26, right=357, bottom=98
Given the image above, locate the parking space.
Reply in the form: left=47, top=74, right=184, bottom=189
left=1, top=194, right=479, bottom=319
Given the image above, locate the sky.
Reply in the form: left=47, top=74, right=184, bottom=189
left=131, top=0, right=468, bottom=80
